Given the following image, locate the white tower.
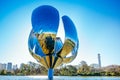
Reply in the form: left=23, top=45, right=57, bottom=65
left=98, top=53, right=101, bottom=68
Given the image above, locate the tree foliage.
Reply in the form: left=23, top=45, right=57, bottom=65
left=0, top=62, right=120, bottom=76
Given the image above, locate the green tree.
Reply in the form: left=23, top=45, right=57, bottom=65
left=0, top=70, right=7, bottom=75
left=59, top=67, right=70, bottom=76
left=20, top=64, right=30, bottom=75
left=67, top=65, right=77, bottom=76
left=77, top=64, right=90, bottom=76
left=54, top=69, right=60, bottom=76
left=40, top=65, right=47, bottom=75
left=59, top=65, right=77, bottom=76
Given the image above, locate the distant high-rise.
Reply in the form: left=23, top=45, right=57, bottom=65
left=0, top=63, right=2, bottom=70
left=0, top=63, right=6, bottom=70
left=98, top=53, right=101, bottom=68
left=7, top=62, right=12, bottom=72
left=2, top=63, right=6, bottom=70
left=20, top=63, right=24, bottom=69
left=13, top=64, right=18, bottom=70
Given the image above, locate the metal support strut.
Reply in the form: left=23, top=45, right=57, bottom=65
left=48, top=68, right=54, bottom=80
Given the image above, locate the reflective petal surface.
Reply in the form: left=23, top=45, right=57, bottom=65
left=28, top=30, right=45, bottom=57
left=31, top=5, right=59, bottom=34
left=61, top=16, right=79, bottom=63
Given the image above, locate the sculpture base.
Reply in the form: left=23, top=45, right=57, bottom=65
left=48, top=68, right=54, bottom=80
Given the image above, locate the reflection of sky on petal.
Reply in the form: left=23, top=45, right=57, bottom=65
left=32, top=5, right=59, bottom=34
left=54, top=37, right=63, bottom=54
left=28, top=30, right=45, bottom=57
left=35, top=39, right=45, bottom=57
left=28, top=30, right=36, bottom=50
left=62, top=16, right=78, bottom=44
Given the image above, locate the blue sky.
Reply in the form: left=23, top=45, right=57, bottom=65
left=0, top=0, right=120, bottom=67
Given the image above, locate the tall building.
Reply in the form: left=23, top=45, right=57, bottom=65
left=2, top=63, right=6, bottom=70
left=0, top=63, right=6, bottom=70
left=20, top=63, right=24, bottom=69
left=13, top=64, right=18, bottom=70
left=98, top=53, right=101, bottom=68
left=0, top=63, right=3, bottom=70
left=7, top=62, right=12, bottom=72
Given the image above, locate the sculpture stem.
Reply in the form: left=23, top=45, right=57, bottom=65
left=48, top=68, right=54, bottom=80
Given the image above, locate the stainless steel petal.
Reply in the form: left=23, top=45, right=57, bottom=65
left=61, top=15, right=79, bottom=63
left=31, top=5, right=59, bottom=34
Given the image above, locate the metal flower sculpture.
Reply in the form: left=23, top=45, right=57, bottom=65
left=28, top=5, right=79, bottom=80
